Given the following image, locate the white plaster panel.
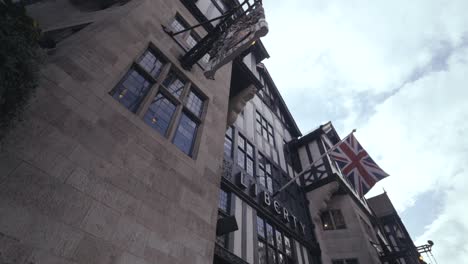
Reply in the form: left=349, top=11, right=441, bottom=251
left=302, top=245, right=309, bottom=264
left=244, top=102, right=255, bottom=142
left=283, top=129, right=291, bottom=142
left=309, top=141, right=321, bottom=160
left=246, top=205, right=254, bottom=264
left=295, top=240, right=303, bottom=264
left=298, top=146, right=310, bottom=169
left=235, top=114, right=244, bottom=131
left=233, top=195, right=243, bottom=257
left=252, top=95, right=262, bottom=109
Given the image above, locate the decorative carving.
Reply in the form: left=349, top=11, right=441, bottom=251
left=222, top=157, right=233, bottom=181
left=204, top=6, right=269, bottom=79
left=310, top=181, right=340, bottom=222
left=226, top=84, right=256, bottom=127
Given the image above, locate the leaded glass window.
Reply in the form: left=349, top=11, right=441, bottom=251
left=112, top=69, right=151, bottom=112
left=237, top=134, right=254, bottom=175
left=224, top=126, right=233, bottom=157
left=137, top=49, right=165, bottom=78
left=284, top=236, right=292, bottom=257
left=218, top=189, right=229, bottom=212
left=266, top=223, right=274, bottom=245
left=321, top=209, right=346, bottom=230
left=162, top=72, right=185, bottom=98
left=143, top=93, right=176, bottom=136
left=173, top=114, right=198, bottom=155
left=258, top=241, right=267, bottom=264
left=186, top=90, right=204, bottom=117
left=111, top=46, right=206, bottom=158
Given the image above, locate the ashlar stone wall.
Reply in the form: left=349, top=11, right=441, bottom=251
left=0, top=1, right=231, bottom=263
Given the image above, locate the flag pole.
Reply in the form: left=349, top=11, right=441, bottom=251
left=271, top=129, right=356, bottom=198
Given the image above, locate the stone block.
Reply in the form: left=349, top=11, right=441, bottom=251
left=71, top=235, right=122, bottom=264
left=0, top=232, right=33, bottom=264
left=0, top=162, right=92, bottom=227
left=111, top=216, right=149, bottom=257
left=80, top=201, right=120, bottom=240
left=24, top=214, right=84, bottom=258
left=27, top=249, right=77, bottom=264
left=68, top=164, right=139, bottom=216
left=116, top=252, right=148, bottom=264
left=54, top=56, right=93, bottom=83
left=0, top=151, right=21, bottom=182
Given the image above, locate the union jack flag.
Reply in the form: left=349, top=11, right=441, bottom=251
left=329, top=134, right=389, bottom=197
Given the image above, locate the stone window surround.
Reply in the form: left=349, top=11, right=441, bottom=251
left=110, top=44, right=208, bottom=158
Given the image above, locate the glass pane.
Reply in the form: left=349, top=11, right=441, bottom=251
left=237, top=149, right=245, bottom=169
left=112, top=69, right=151, bottom=112
left=266, top=163, right=271, bottom=174
left=284, top=236, right=292, bottom=256
left=186, top=34, right=198, bottom=49
left=257, top=216, right=265, bottom=238
left=268, top=124, right=273, bottom=133
left=238, top=135, right=245, bottom=149
left=186, top=90, right=204, bottom=117
left=226, top=126, right=233, bottom=138
left=246, top=143, right=254, bottom=157
left=262, top=128, right=268, bottom=139
left=269, top=133, right=275, bottom=144
left=267, top=176, right=273, bottom=193
left=259, top=173, right=266, bottom=187
left=276, top=230, right=283, bottom=251
left=201, top=54, right=210, bottom=64
left=162, top=72, right=185, bottom=98
left=143, top=93, right=176, bottom=136
left=345, top=259, right=358, bottom=264
left=259, top=154, right=265, bottom=168
left=267, top=246, right=276, bottom=264
left=332, top=210, right=346, bottom=229
left=173, top=113, right=198, bottom=155
left=224, top=137, right=232, bottom=157
left=218, top=189, right=229, bottom=212
left=278, top=253, right=285, bottom=264
left=258, top=241, right=267, bottom=264
left=256, top=119, right=262, bottom=133
left=321, top=211, right=334, bottom=230
left=246, top=158, right=254, bottom=175
left=171, top=18, right=185, bottom=32
left=137, top=49, right=164, bottom=78
left=266, top=223, right=274, bottom=245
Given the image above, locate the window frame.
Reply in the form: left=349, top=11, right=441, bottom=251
left=258, top=153, right=275, bottom=193
left=169, top=14, right=211, bottom=68
left=256, top=111, right=276, bottom=148
left=237, top=133, right=255, bottom=176
left=256, top=215, right=296, bottom=264
left=110, top=45, right=207, bottom=158
left=216, top=189, right=230, bottom=248
left=321, top=209, right=346, bottom=230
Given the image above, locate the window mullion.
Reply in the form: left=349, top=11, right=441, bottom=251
left=166, top=102, right=184, bottom=141
left=330, top=211, right=337, bottom=230
left=136, top=62, right=172, bottom=117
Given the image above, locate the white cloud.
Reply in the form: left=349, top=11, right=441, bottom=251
left=263, top=0, right=468, bottom=262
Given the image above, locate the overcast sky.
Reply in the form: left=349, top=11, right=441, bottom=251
left=262, top=0, right=468, bottom=262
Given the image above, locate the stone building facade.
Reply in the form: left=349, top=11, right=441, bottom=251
left=0, top=1, right=423, bottom=264
left=1, top=1, right=235, bottom=264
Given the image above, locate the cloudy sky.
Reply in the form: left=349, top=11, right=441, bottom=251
left=262, top=0, right=468, bottom=262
